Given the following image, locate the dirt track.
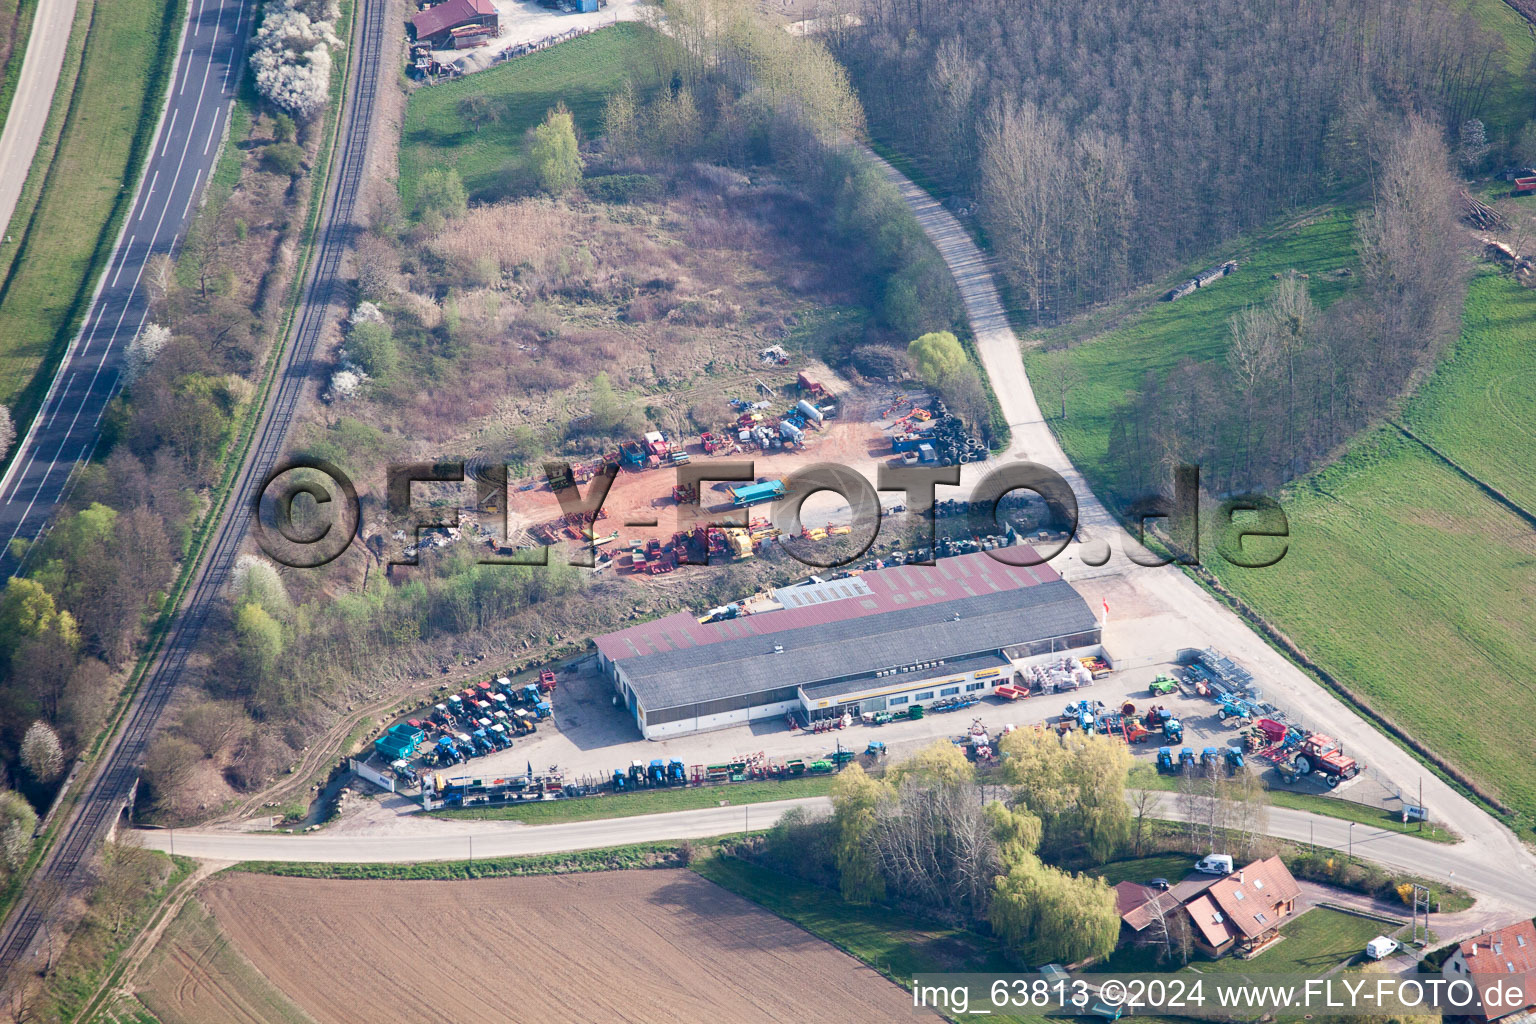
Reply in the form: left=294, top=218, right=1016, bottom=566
left=185, top=869, right=926, bottom=1024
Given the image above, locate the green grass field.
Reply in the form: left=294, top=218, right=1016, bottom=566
left=1467, top=0, right=1536, bottom=139
left=430, top=775, right=837, bottom=824
left=1023, top=208, right=1360, bottom=501
left=1205, top=271, right=1536, bottom=823
left=1125, top=768, right=1458, bottom=843
left=399, top=22, right=662, bottom=209
left=1190, top=907, right=1388, bottom=976
left=1400, top=270, right=1536, bottom=511
left=0, top=0, right=181, bottom=425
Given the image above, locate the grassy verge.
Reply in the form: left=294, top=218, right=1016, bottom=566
left=399, top=22, right=658, bottom=207
left=1127, top=769, right=1458, bottom=843
left=429, top=775, right=836, bottom=824
left=43, top=853, right=195, bottom=1022
left=0, top=0, right=183, bottom=427
left=695, top=854, right=1015, bottom=983
left=231, top=841, right=692, bottom=880
left=0, top=0, right=39, bottom=132
left=1195, top=907, right=1389, bottom=976
left=1470, top=0, right=1536, bottom=138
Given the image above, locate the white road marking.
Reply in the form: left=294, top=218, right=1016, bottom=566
left=160, top=108, right=178, bottom=153
left=139, top=171, right=159, bottom=219
left=182, top=169, right=202, bottom=218
left=110, top=236, right=137, bottom=287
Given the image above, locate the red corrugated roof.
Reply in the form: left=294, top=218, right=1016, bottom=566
left=596, top=550, right=1057, bottom=662
left=411, top=0, right=495, bottom=40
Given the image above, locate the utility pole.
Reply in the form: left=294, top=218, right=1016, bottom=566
left=1349, top=821, right=1355, bottom=861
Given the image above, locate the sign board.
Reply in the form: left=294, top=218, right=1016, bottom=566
left=974, top=669, right=1002, bottom=680
left=1401, top=804, right=1429, bottom=823
left=349, top=758, right=395, bottom=793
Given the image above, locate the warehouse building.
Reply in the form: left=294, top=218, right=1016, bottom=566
left=409, top=0, right=499, bottom=49
left=595, top=551, right=1104, bottom=739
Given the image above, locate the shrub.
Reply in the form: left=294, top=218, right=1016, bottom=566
left=345, top=321, right=399, bottom=379
left=263, top=141, right=306, bottom=176
left=583, top=174, right=663, bottom=204
left=850, top=344, right=909, bottom=380
left=415, top=167, right=468, bottom=220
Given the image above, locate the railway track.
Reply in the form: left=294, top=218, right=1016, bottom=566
left=0, top=0, right=390, bottom=975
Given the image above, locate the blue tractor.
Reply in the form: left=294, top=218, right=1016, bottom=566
left=1163, top=716, right=1184, bottom=744
left=1225, top=747, right=1246, bottom=773
left=1180, top=747, right=1198, bottom=772
left=1201, top=746, right=1221, bottom=774
left=648, top=759, right=667, bottom=786
left=612, top=769, right=628, bottom=791
left=667, top=759, right=688, bottom=785
left=1156, top=746, right=1176, bottom=773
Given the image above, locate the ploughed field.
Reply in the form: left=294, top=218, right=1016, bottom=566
left=140, top=869, right=928, bottom=1023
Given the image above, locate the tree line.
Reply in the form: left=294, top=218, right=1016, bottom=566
left=751, top=730, right=1142, bottom=966
left=836, top=0, right=1506, bottom=322
left=1108, top=117, right=1467, bottom=498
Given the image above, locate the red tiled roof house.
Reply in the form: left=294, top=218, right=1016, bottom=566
left=1182, top=856, right=1302, bottom=958
left=1443, top=920, right=1536, bottom=1022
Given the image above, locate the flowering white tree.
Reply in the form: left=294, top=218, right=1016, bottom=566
left=20, top=722, right=65, bottom=783
left=230, top=554, right=290, bottom=612
left=348, top=301, right=384, bottom=326
left=324, top=367, right=369, bottom=402
left=251, top=0, right=342, bottom=119
left=124, top=322, right=171, bottom=386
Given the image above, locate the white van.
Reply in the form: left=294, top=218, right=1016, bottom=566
left=1194, top=854, right=1235, bottom=875
left=1366, top=936, right=1400, bottom=960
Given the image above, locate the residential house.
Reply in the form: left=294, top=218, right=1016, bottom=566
left=1442, top=920, right=1536, bottom=1023
left=1115, top=881, right=1186, bottom=943
left=1182, top=856, right=1302, bottom=958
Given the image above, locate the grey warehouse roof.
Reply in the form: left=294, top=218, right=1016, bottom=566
left=618, top=579, right=1097, bottom=712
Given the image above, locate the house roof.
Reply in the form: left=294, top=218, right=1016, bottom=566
left=596, top=551, right=1061, bottom=662
left=608, top=571, right=1098, bottom=712
left=1459, top=920, right=1536, bottom=1020
left=1115, top=882, right=1185, bottom=933
left=1204, top=856, right=1302, bottom=940
left=1185, top=894, right=1234, bottom=949
left=411, top=0, right=495, bottom=39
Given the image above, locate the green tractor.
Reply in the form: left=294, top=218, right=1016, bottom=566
left=1149, top=675, right=1179, bottom=696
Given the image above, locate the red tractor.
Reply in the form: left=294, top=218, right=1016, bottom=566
left=1294, top=733, right=1361, bottom=787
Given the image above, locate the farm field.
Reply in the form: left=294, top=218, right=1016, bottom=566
left=0, top=0, right=179, bottom=422
left=147, top=869, right=929, bottom=1024
left=1399, top=270, right=1536, bottom=511
left=399, top=22, right=661, bottom=208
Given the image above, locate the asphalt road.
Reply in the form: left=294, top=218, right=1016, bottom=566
left=0, top=0, right=253, bottom=575
left=134, top=792, right=1536, bottom=914
left=0, top=0, right=80, bottom=242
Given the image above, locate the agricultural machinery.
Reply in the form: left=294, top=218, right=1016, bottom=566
left=472, top=729, right=494, bottom=755
left=1149, top=676, right=1178, bottom=696
left=1179, top=748, right=1197, bottom=772
left=1292, top=734, right=1361, bottom=787
left=648, top=759, right=667, bottom=786
left=628, top=761, right=647, bottom=786
left=1163, top=717, right=1184, bottom=744
left=666, top=759, right=687, bottom=784
left=865, top=741, right=887, bottom=758
left=1201, top=747, right=1220, bottom=773
left=539, top=669, right=558, bottom=693
left=1225, top=747, right=1246, bottom=772
left=489, top=723, right=511, bottom=749
left=435, top=736, right=464, bottom=766
left=1156, top=746, right=1176, bottom=773
left=1123, top=720, right=1151, bottom=744
left=1217, top=696, right=1258, bottom=721
left=612, top=769, right=628, bottom=791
